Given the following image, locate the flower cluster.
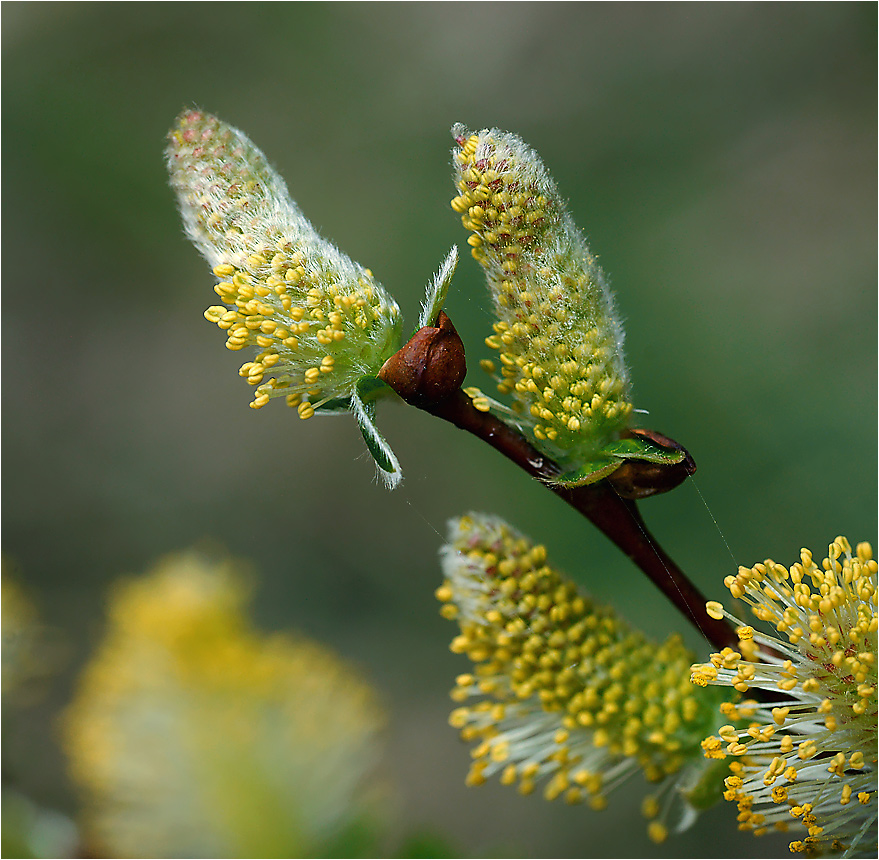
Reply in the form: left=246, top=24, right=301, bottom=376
left=63, top=551, right=386, bottom=858
left=437, top=513, right=728, bottom=842
left=450, top=125, right=632, bottom=468
left=166, top=110, right=401, bottom=418
left=692, top=537, right=877, bottom=856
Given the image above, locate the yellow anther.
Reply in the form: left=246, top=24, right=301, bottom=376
left=797, top=740, right=817, bottom=760
left=771, top=707, right=790, bottom=725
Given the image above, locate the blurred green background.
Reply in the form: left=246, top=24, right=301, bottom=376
left=3, top=2, right=876, bottom=857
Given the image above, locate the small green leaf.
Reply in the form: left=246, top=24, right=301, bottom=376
left=358, top=419, right=396, bottom=476
left=350, top=378, right=402, bottom=489
left=550, top=434, right=687, bottom=488
left=550, top=456, right=623, bottom=487
left=417, top=246, right=458, bottom=329
left=602, top=436, right=686, bottom=464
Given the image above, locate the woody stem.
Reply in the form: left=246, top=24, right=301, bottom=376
left=422, top=389, right=739, bottom=652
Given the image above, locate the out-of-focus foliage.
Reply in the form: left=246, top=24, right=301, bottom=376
left=3, top=568, right=44, bottom=698
left=0, top=789, right=78, bottom=860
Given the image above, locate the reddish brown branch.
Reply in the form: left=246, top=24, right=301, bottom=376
left=423, top=389, right=739, bottom=652
left=379, top=312, right=737, bottom=651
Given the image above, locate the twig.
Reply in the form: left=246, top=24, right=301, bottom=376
left=379, top=312, right=739, bottom=652
left=424, top=389, right=739, bottom=652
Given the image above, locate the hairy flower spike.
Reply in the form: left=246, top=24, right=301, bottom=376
left=63, top=551, right=386, bottom=858
left=438, top=513, right=729, bottom=841
left=168, top=110, right=401, bottom=412
left=450, top=125, right=632, bottom=468
left=167, top=110, right=405, bottom=486
left=691, top=538, right=877, bottom=856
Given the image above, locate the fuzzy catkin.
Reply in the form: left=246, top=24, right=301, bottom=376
left=451, top=125, right=632, bottom=466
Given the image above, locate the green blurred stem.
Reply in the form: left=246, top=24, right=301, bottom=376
left=423, top=389, right=739, bottom=652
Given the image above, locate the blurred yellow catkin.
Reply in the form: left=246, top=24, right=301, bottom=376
left=63, top=550, right=386, bottom=858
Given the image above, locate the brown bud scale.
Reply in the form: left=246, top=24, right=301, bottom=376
left=607, top=428, right=696, bottom=500
left=379, top=311, right=467, bottom=407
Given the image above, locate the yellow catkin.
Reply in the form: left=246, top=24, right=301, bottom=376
left=439, top=512, right=728, bottom=840
left=694, top=538, right=877, bottom=856
left=167, top=109, right=401, bottom=414
left=450, top=125, right=632, bottom=466
left=62, top=551, right=385, bottom=858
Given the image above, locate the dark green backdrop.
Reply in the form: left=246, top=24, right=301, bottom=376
left=3, top=3, right=876, bottom=857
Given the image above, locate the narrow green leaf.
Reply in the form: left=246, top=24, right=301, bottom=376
left=602, top=436, right=686, bottom=464
left=418, top=246, right=458, bottom=329
left=550, top=456, right=622, bottom=487
left=351, top=380, right=402, bottom=489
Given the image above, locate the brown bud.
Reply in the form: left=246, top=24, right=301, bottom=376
left=607, top=428, right=696, bottom=500
left=378, top=310, right=466, bottom=406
